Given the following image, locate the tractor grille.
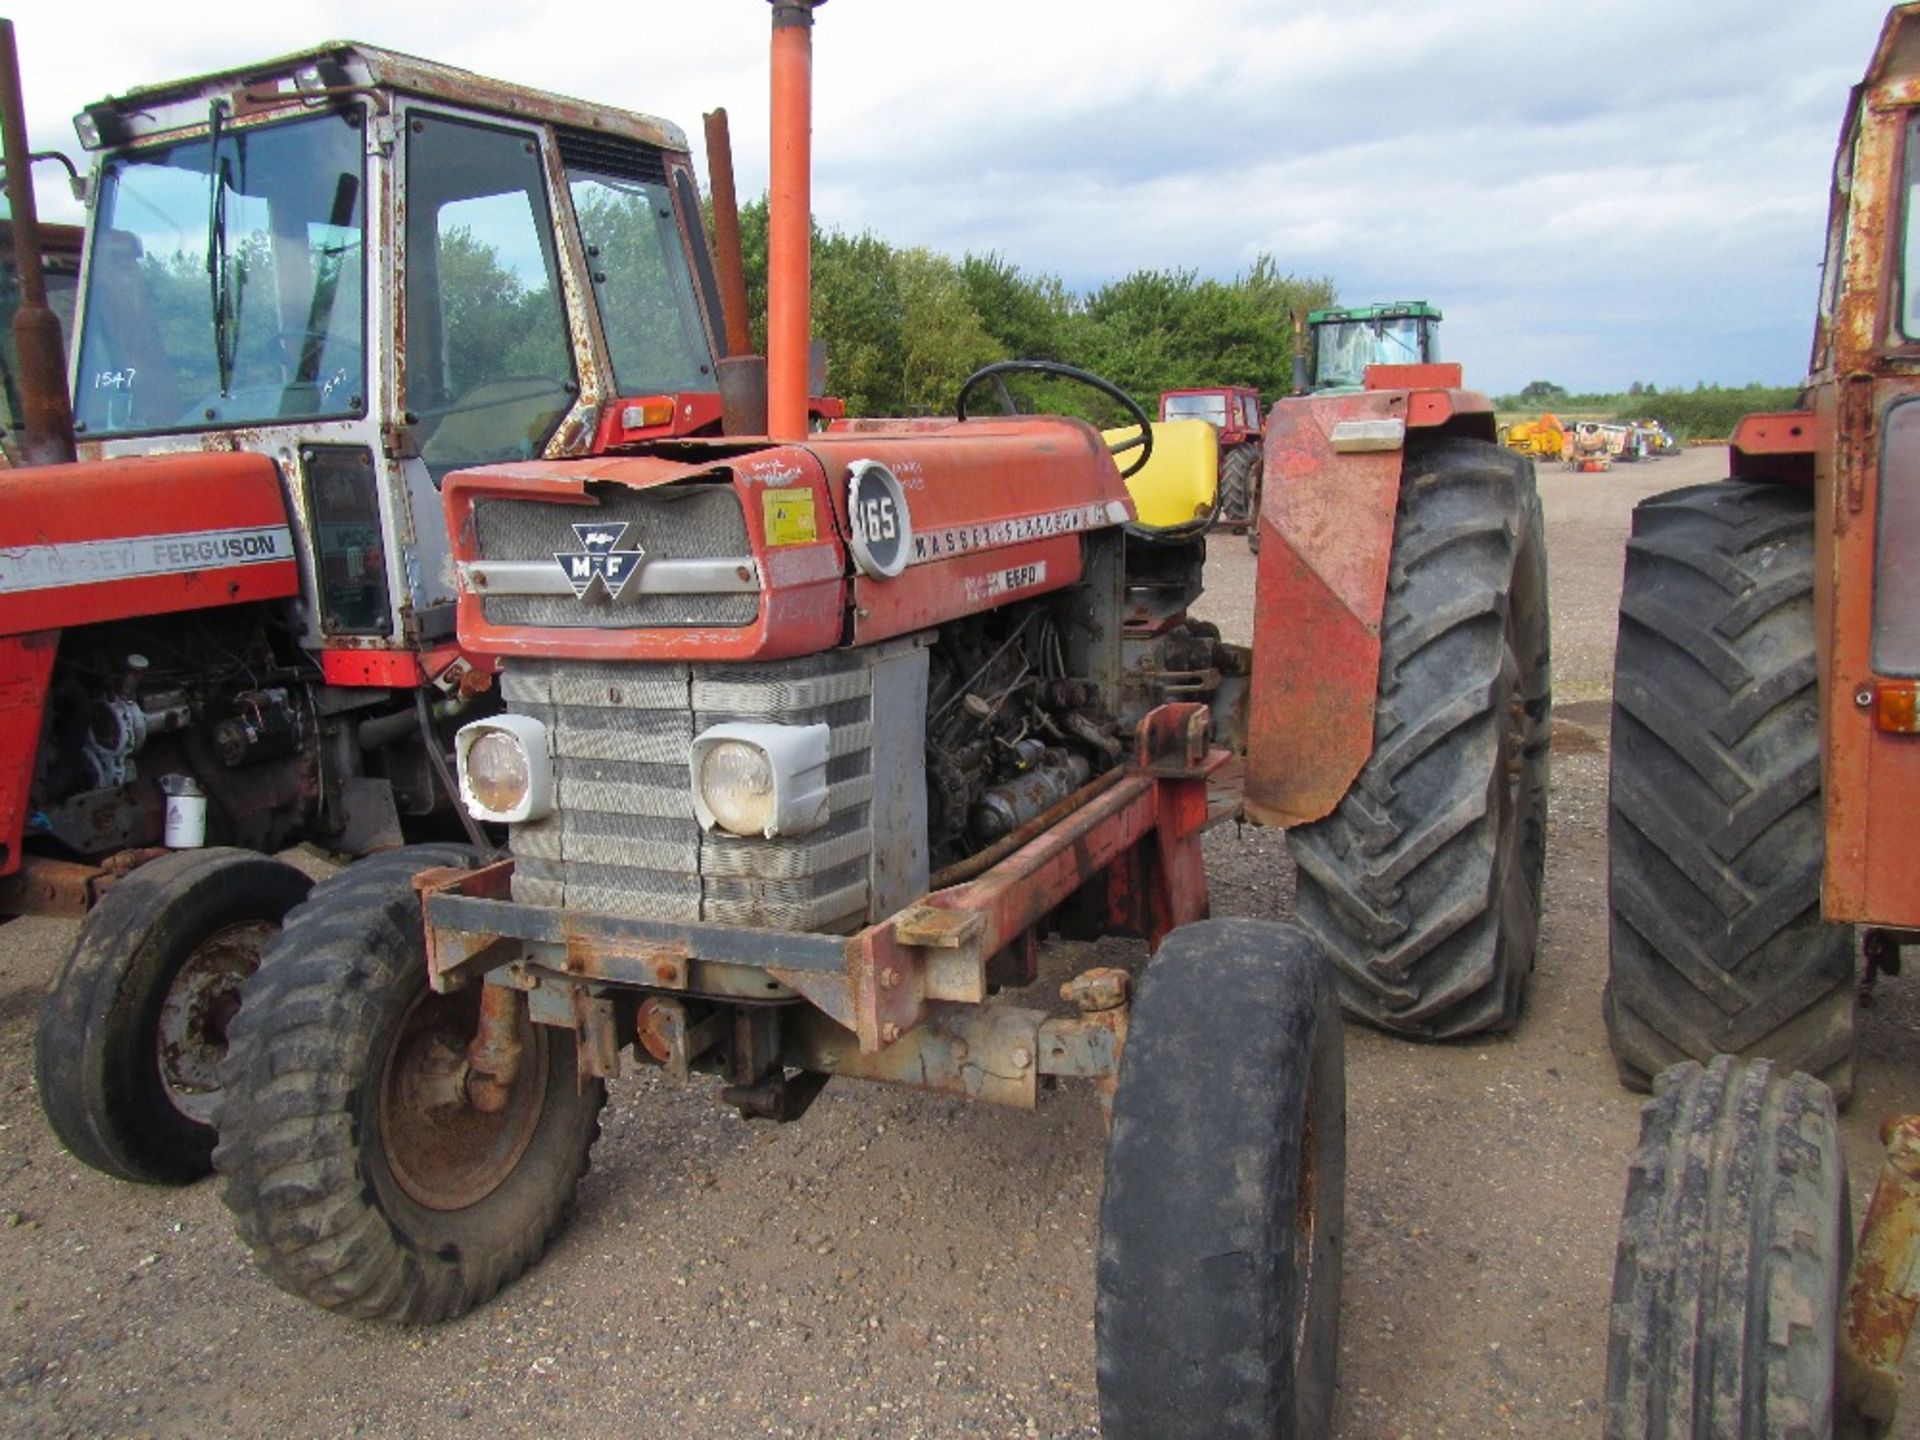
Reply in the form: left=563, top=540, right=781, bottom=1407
left=472, top=485, right=759, bottom=629
left=503, top=652, right=877, bottom=931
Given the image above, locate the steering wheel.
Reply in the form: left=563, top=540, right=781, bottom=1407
left=956, top=359, right=1154, bottom=479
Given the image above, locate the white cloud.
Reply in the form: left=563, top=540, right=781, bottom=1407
left=2, top=0, right=1900, bottom=392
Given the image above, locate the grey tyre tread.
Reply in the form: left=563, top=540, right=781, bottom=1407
left=214, top=845, right=604, bottom=1324
left=1285, top=437, right=1551, bottom=1038
left=1220, top=443, right=1259, bottom=527
left=1605, top=1055, right=1844, bottom=1439
left=33, top=847, right=313, bottom=1185
left=1096, top=919, right=1345, bottom=1439
left=1603, top=482, right=1854, bottom=1098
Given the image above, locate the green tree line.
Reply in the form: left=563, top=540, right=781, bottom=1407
left=1499, top=379, right=1804, bottom=441
left=725, top=198, right=1336, bottom=420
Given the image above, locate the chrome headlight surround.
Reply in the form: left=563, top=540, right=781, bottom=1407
left=690, top=722, right=830, bottom=838
left=454, top=714, right=554, bottom=824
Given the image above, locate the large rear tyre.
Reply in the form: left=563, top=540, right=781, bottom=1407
left=1603, top=482, right=1855, bottom=1099
left=1096, top=919, right=1344, bottom=1439
left=1220, top=442, right=1260, bottom=528
left=214, top=845, right=604, bottom=1323
left=1605, top=1055, right=1845, bottom=1439
left=1286, top=437, right=1551, bottom=1038
left=33, top=848, right=312, bottom=1185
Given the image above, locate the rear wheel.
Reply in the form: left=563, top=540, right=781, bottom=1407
left=1286, top=438, right=1551, bottom=1038
left=1605, top=1055, right=1845, bottom=1439
left=33, top=848, right=312, bottom=1184
left=1603, top=482, right=1855, bottom=1098
left=215, top=846, right=604, bottom=1322
left=1096, top=919, right=1344, bottom=1439
left=1220, top=443, right=1260, bottom=528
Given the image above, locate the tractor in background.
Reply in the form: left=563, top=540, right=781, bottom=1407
left=1304, top=300, right=1445, bottom=390
left=1602, top=6, right=1920, bottom=1434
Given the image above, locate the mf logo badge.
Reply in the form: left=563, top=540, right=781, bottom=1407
left=555, top=522, right=645, bottom=601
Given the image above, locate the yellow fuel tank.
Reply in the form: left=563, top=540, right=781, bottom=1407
left=1106, top=419, right=1219, bottom=528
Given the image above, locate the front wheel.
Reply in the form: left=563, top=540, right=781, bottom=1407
left=1286, top=438, right=1551, bottom=1038
left=1096, top=919, right=1345, bottom=1439
left=33, top=848, right=312, bottom=1184
left=215, top=846, right=604, bottom=1323
left=1605, top=1056, right=1846, bottom=1439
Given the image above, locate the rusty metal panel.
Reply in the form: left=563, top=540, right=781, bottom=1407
left=1838, top=1113, right=1920, bottom=1432
left=1814, top=34, right=1920, bottom=925
left=1243, top=391, right=1405, bottom=827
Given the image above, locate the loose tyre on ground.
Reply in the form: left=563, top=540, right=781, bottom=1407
left=1603, top=482, right=1855, bottom=1098
left=1605, top=1055, right=1846, bottom=1440
left=1096, top=918, right=1344, bottom=1439
left=1286, top=437, right=1551, bottom=1038
left=33, top=847, right=313, bottom=1185
left=215, top=845, right=604, bottom=1323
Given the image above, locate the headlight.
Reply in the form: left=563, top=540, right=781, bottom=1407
left=690, top=722, right=830, bottom=838
left=454, top=715, right=553, bottom=823
left=698, top=740, right=776, bottom=835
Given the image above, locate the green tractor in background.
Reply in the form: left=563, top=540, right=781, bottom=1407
left=1302, top=300, right=1444, bottom=391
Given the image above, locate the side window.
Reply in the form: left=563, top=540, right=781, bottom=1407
left=567, top=172, right=714, bottom=393
left=404, top=112, right=576, bottom=477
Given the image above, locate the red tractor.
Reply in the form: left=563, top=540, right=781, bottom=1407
left=0, top=34, right=839, bottom=1187
left=1601, top=6, right=1920, bottom=1433
left=1157, top=383, right=1263, bottom=528
left=185, top=9, right=1550, bottom=1433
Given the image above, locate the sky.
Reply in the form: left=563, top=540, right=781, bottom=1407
left=2, top=0, right=1899, bottom=395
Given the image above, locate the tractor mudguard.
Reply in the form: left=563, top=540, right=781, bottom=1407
left=1243, top=373, right=1495, bottom=828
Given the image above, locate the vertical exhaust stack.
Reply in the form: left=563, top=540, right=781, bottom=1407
left=702, top=107, right=754, bottom=360
left=766, top=0, right=820, bottom=441
left=0, top=18, right=76, bottom=466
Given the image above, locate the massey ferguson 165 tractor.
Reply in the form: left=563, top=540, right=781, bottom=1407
left=199, top=9, right=1550, bottom=1432
left=0, top=35, right=830, bottom=1187
left=1601, top=7, right=1920, bottom=1434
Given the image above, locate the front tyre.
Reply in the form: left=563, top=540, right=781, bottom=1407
left=33, top=848, right=312, bottom=1184
left=1096, top=919, right=1344, bottom=1439
left=1286, top=438, right=1551, bottom=1038
left=1605, top=1056, right=1845, bottom=1439
left=214, top=846, right=604, bottom=1323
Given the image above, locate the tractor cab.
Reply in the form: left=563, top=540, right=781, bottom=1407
left=1305, top=301, right=1442, bottom=391
left=63, top=42, right=732, bottom=654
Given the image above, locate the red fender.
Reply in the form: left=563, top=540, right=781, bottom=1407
left=1244, top=371, right=1495, bottom=827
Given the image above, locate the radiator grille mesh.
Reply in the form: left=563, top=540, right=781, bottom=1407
left=474, top=485, right=758, bottom=628
left=505, top=652, right=876, bottom=931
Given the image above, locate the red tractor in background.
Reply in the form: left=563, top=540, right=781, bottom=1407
left=1601, top=6, right=1920, bottom=1433
left=0, top=33, right=845, bottom=1187
left=1157, top=383, right=1262, bottom=528
left=174, top=6, right=1550, bottom=1436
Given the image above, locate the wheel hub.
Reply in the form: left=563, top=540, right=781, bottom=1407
left=380, top=987, right=546, bottom=1212
left=154, top=920, right=275, bottom=1123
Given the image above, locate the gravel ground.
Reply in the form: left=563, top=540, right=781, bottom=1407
left=2, top=444, right=1917, bottom=1438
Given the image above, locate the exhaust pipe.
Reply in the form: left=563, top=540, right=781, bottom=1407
left=766, top=0, right=820, bottom=441
left=0, top=19, right=75, bottom=466
left=702, top=107, right=754, bottom=360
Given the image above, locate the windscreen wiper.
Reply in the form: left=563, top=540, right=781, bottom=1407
left=206, top=99, right=233, bottom=397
